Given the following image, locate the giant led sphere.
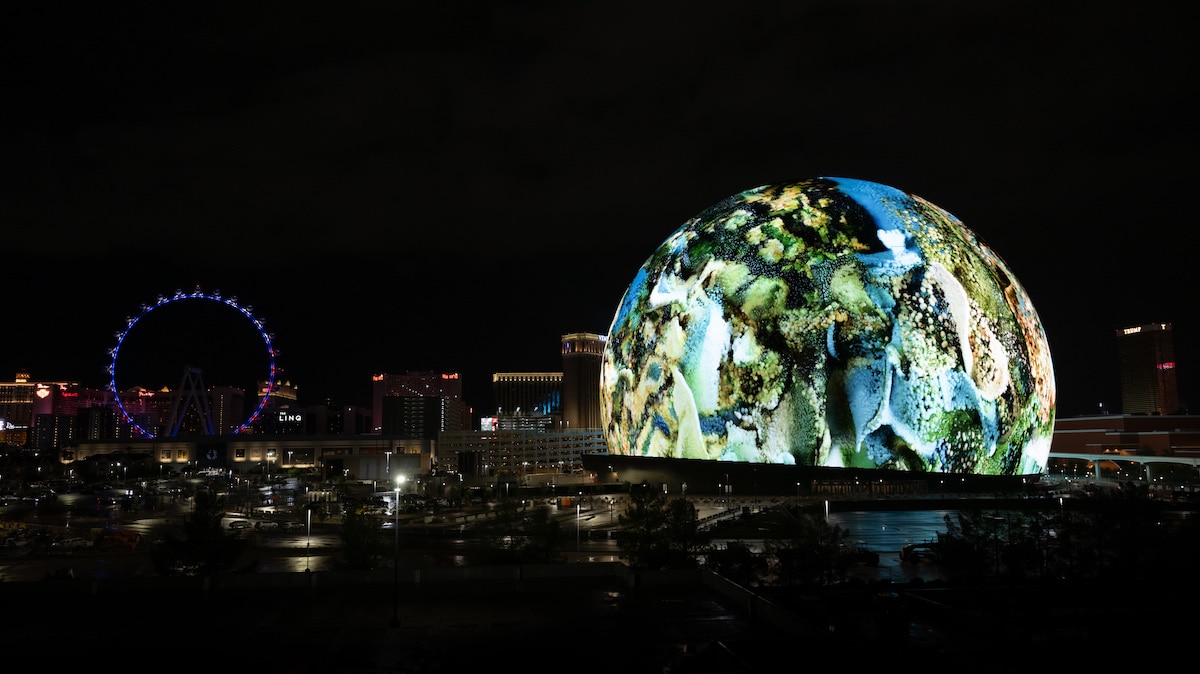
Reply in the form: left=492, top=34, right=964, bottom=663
left=601, top=177, right=1055, bottom=475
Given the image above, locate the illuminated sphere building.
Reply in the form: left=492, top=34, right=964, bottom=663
left=600, top=177, right=1055, bottom=479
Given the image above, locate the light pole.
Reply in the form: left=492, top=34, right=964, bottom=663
left=391, top=476, right=404, bottom=628
left=576, top=491, right=582, bottom=554
left=985, top=514, right=1004, bottom=576
left=305, top=505, right=312, bottom=572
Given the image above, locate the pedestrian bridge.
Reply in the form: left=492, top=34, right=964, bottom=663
left=1047, top=451, right=1200, bottom=482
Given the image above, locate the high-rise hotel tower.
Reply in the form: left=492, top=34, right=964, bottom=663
left=372, top=370, right=470, bottom=435
left=561, top=332, right=605, bottom=429
left=1116, top=322, right=1180, bottom=415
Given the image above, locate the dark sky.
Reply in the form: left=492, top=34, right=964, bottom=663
left=3, top=1, right=1196, bottom=421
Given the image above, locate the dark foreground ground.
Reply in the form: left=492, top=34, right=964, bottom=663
left=5, top=571, right=806, bottom=673
left=0, top=573, right=1002, bottom=674
left=6, top=563, right=1185, bottom=674
left=6, top=495, right=1196, bottom=672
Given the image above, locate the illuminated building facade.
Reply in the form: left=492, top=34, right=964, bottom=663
left=1051, top=414, right=1200, bottom=458
left=0, top=372, right=37, bottom=447
left=112, top=387, right=166, bottom=437
left=302, top=401, right=372, bottom=436
left=2, top=372, right=115, bottom=449
left=372, top=371, right=469, bottom=434
left=248, top=377, right=303, bottom=435
left=438, top=427, right=607, bottom=480
left=1117, top=322, right=1180, bottom=415
left=64, top=434, right=435, bottom=484
left=491, top=372, right=561, bottom=421
left=466, top=334, right=606, bottom=473
left=259, top=376, right=299, bottom=407
left=209, top=386, right=249, bottom=434
left=561, top=332, right=605, bottom=430
left=111, top=384, right=254, bottom=438
left=381, top=395, right=445, bottom=439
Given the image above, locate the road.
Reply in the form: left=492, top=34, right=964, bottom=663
left=3, top=490, right=958, bottom=582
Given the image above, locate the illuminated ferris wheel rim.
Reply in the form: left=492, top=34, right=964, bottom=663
left=107, top=286, right=279, bottom=439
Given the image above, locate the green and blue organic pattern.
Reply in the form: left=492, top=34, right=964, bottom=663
left=601, top=178, right=1055, bottom=475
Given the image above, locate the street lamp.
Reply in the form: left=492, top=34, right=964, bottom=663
left=576, top=491, right=582, bottom=554
left=391, top=476, right=404, bottom=628
left=984, top=514, right=1005, bottom=576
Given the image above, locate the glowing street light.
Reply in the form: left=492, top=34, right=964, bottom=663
left=391, top=475, right=405, bottom=628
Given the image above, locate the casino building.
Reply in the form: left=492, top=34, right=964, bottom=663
left=1116, top=322, right=1181, bottom=415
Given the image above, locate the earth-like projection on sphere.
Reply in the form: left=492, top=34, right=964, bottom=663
left=600, top=177, right=1055, bottom=476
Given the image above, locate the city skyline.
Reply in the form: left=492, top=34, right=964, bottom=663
left=4, top=2, right=1195, bottom=419
left=3, top=304, right=1192, bottom=429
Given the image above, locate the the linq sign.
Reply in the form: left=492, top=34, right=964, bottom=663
left=277, top=410, right=303, bottom=423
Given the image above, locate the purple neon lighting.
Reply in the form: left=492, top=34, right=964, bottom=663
left=107, top=287, right=277, bottom=438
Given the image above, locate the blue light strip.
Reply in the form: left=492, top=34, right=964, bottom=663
left=107, top=286, right=278, bottom=438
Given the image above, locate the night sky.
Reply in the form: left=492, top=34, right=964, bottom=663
left=4, top=1, right=1196, bottom=422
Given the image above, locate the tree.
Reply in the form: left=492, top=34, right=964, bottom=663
left=471, top=499, right=563, bottom=564
left=660, top=497, right=710, bottom=569
left=339, top=506, right=385, bottom=570
left=706, top=541, right=767, bottom=587
left=615, top=485, right=669, bottom=570
left=150, top=487, right=247, bottom=576
left=614, top=485, right=708, bottom=570
left=762, top=509, right=849, bottom=586
left=935, top=510, right=996, bottom=580
left=520, top=504, right=563, bottom=562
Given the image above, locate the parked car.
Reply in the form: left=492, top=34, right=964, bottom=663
left=53, top=537, right=92, bottom=548
left=228, top=519, right=251, bottom=530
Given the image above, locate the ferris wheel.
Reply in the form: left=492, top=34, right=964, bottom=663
left=107, top=286, right=279, bottom=438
